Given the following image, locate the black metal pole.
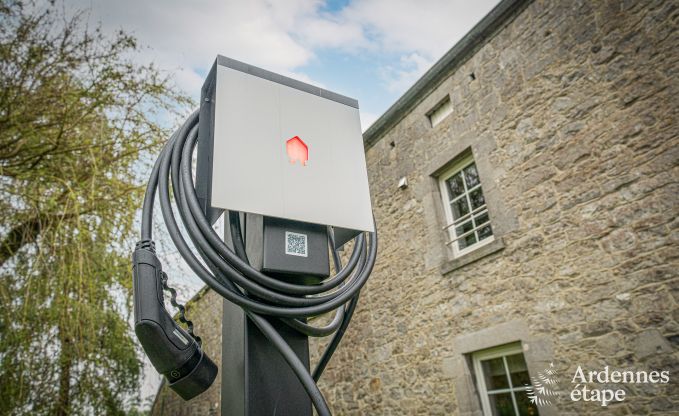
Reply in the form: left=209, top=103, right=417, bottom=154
left=221, top=217, right=312, bottom=416
left=221, top=300, right=312, bottom=416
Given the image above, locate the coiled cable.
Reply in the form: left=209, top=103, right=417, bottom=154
left=140, top=110, right=377, bottom=415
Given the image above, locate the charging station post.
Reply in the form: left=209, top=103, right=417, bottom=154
left=219, top=213, right=314, bottom=415
left=133, top=55, right=377, bottom=416
left=221, top=284, right=313, bottom=415
left=196, top=57, right=374, bottom=415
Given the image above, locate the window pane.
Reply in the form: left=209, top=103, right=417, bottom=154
left=445, top=172, right=465, bottom=200
left=450, top=197, right=470, bottom=220
left=506, top=354, right=531, bottom=387
left=481, top=357, right=509, bottom=390
left=475, top=212, right=493, bottom=242
left=464, top=163, right=480, bottom=188
left=488, top=392, right=517, bottom=416
left=458, top=231, right=477, bottom=250
left=515, top=390, right=540, bottom=416
left=455, top=219, right=474, bottom=237
left=478, top=224, right=493, bottom=241
left=469, top=187, right=486, bottom=210
left=474, top=212, right=490, bottom=227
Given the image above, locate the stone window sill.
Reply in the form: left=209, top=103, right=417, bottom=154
left=440, top=238, right=505, bottom=275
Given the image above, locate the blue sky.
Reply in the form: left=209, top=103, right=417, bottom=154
left=71, top=0, right=500, bottom=131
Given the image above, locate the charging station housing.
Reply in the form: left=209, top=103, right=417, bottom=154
left=196, top=56, right=374, bottom=246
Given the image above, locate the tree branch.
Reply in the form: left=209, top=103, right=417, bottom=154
left=0, top=215, right=43, bottom=268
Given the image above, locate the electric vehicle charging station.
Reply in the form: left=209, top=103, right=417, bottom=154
left=196, top=56, right=373, bottom=237
left=133, top=55, right=377, bottom=416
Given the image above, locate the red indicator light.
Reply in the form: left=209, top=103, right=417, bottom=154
left=286, top=136, right=308, bottom=166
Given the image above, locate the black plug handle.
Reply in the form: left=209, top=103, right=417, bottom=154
left=133, top=241, right=217, bottom=400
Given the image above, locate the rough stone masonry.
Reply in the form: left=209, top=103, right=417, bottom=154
left=151, top=0, right=678, bottom=414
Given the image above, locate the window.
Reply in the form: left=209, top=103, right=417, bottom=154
left=473, top=344, right=540, bottom=416
left=427, top=95, right=453, bottom=127
left=439, top=152, right=494, bottom=257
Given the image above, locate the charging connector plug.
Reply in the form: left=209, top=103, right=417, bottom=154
left=133, top=240, right=217, bottom=400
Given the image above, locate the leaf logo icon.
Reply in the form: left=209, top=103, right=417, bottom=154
left=525, top=362, right=560, bottom=407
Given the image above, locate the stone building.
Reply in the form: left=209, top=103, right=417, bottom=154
left=150, top=0, right=678, bottom=414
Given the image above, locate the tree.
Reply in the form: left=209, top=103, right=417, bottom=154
left=0, top=1, right=191, bottom=414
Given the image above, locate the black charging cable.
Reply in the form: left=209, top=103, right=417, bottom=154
left=134, top=109, right=377, bottom=415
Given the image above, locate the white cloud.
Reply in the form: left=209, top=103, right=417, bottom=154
left=338, top=0, right=500, bottom=93
left=342, top=0, right=479, bottom=57
left=69, top=0, right=498, bottom=99
left=360, top=111, right=380, bottom=132
left=70, top=0, right=323, bottom=95
left=378, top=52, right=432, bottom=93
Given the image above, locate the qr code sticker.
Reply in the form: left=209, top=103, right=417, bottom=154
left=285, top=231, right=308, bottom=257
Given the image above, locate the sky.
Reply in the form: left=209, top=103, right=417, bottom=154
left=62, top=0, right=501, bottom=404
left=69, top=0, right=500, bottom=132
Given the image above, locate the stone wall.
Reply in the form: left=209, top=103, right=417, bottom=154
left=151, top=0, right=678, bottom=414
left=312, top=0, right=677, bottom=414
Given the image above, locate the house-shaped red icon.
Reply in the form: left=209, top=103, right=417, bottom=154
left=286, top=136, right=308, bottom=166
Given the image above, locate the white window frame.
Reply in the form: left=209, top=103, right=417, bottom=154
left=438, top=153, right=494, bottom=257
left=472, top=343, right=533, bottom=416
left=427, top=95, right=453, bottom=127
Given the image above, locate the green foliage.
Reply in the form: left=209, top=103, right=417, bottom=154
left=0, top=1, right=191, bottom=414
